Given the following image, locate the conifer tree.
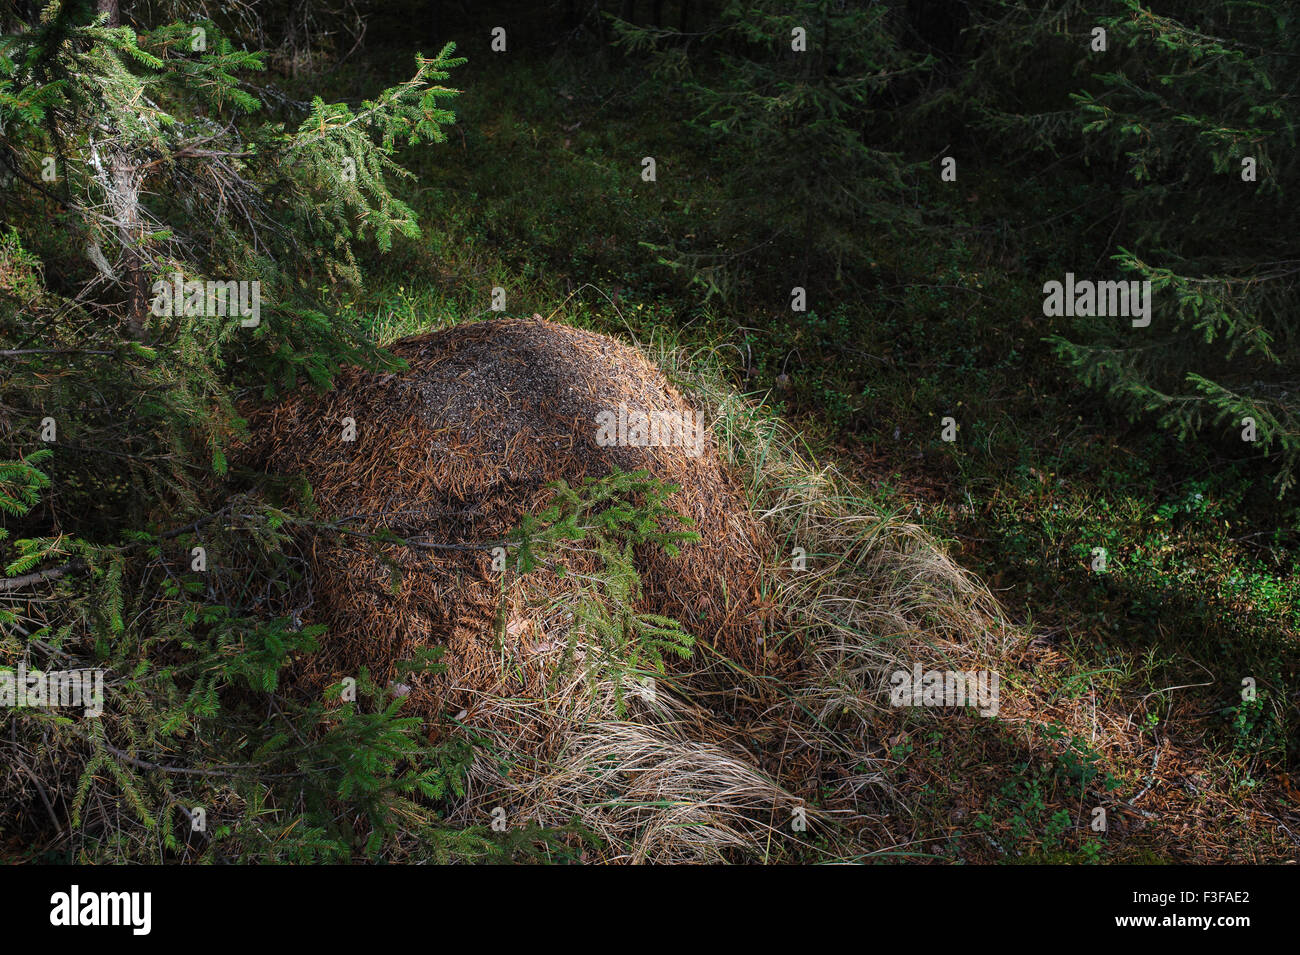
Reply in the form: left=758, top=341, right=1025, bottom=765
left=614, top=0, right=931, bottom=296
left=0, top=1, right=481, bottom=862
left=959, top=0, right=1299, bottom=493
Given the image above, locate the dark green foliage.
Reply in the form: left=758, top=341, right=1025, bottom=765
left=956, top=0, right=1300, bottom=493
left=510, top=467, right=699, bottom=711
left=614, top=0, right=932, bottom=296
left=0, top=6, right=463, bottom=535
left=0, top=2, right=488, bottom=863
left=607, top=0, right=1297, bottom=493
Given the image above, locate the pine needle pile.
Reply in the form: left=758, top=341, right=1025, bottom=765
left=242, top=316, right=777, bottom=714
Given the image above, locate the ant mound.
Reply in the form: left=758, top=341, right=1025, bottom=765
left=244, top=317, right=776, bottom=714
left=242, top=316, right=1016, bottom=861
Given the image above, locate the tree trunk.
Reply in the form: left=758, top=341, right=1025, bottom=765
left=96, top=0, right=120, bottom=27
left=109, top=153, right=149, bottom=338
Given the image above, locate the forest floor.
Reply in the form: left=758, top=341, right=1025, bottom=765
left=299, top=46, right=1299, bottom=862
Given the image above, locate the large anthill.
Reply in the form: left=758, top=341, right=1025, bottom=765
left=242, top=317, right=775, bottom=713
